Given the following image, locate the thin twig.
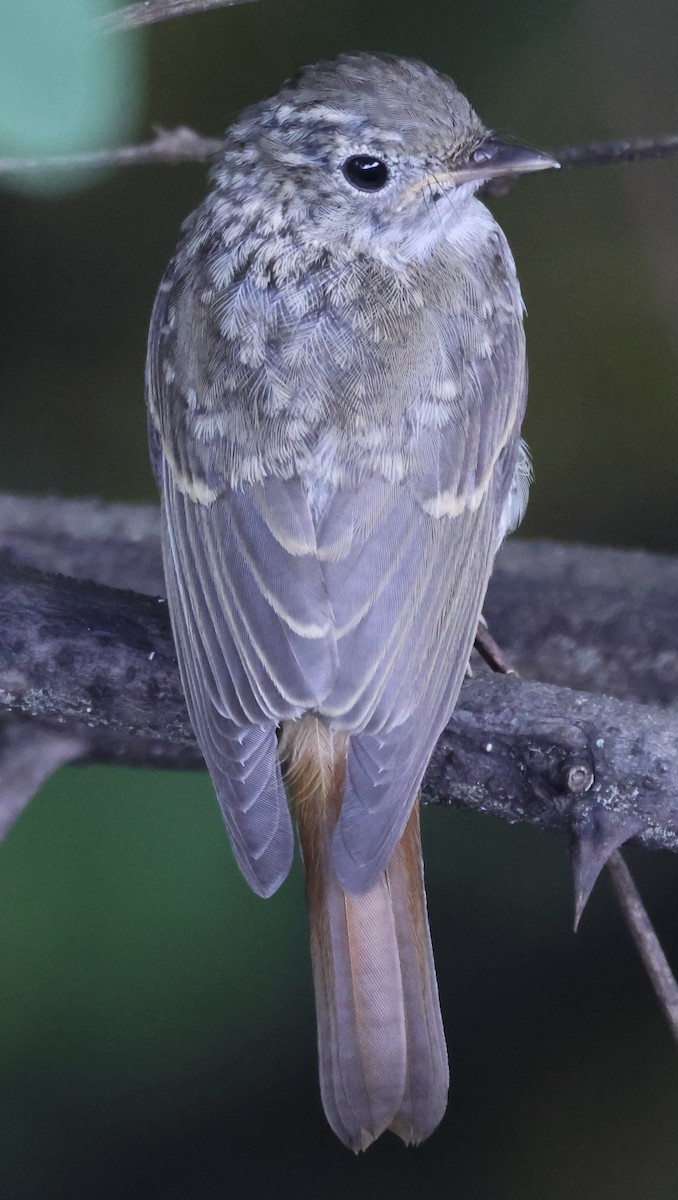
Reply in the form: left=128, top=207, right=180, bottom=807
left=100, top=0, right=258, bottom=34
left=0, top=124, right=677, bottom=181
left=555, top=134, right=678, bottom=169
left=607, top=850, right=678, bottom=1046
left=0, top=128, right=223, bottom=176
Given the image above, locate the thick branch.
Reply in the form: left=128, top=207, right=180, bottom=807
left=484, top=540, right=678, bottom=709
left=1, top=555, right=678, bottom=856
left=425, top=672, right=678, bottom=852
left=0, top=494, right=164, bottom=596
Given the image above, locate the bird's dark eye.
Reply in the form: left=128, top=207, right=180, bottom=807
left=342, top=155, right=389, bottom=191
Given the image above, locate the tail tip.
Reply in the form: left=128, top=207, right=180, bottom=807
left=350, top=1127, right=380, bottom=1155
left=342, top=1110, right=446, bottom=1153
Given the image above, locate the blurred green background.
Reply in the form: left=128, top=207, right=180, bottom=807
left=1, top=0, right=678, bottom=1196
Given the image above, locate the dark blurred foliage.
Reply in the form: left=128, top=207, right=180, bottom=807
left=1, top=0, right=678, bottom=1196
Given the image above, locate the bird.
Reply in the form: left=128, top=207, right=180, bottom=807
left=145, top=51, right=555, bottom=1152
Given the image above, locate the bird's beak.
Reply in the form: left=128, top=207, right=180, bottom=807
left=399, top=137, right=558, bottom=207
left=453, top=136, right=559, bottom=183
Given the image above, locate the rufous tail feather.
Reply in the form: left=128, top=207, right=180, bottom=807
left=283, top=714, right=449, bottom=1151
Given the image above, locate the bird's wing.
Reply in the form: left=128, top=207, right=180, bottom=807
left=320, top=294, right=527, bottom=893
left=146, top=275, right=337, bottom=898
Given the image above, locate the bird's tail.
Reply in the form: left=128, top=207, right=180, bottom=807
left=283, top=714, right=448, bottom=1152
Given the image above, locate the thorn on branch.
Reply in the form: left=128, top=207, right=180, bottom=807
left=0, top=718, right=85, bottom=840
left=571, top=806, right=645, bottom=931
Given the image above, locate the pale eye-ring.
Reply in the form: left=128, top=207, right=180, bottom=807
left=469, top=146, right=493, bottom=165
left=342, top=155, right=389, bottom=191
